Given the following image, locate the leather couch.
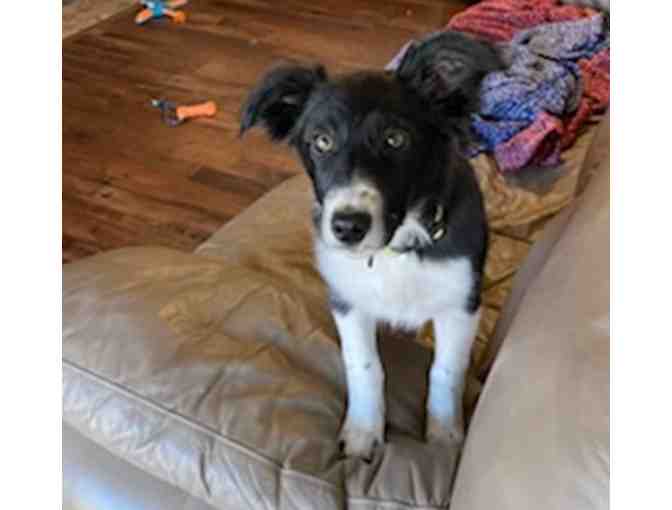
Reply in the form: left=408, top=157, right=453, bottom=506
left=63, top=118, right=609, bottom=510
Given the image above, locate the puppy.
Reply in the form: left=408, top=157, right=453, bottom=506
left=241, top=32, right=502, bottom=460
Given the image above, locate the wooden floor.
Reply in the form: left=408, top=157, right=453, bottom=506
left=63, top=0, right=469, bottom=263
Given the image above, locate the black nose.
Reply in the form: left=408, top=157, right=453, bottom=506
left=331, top=211, right=371, bottom=245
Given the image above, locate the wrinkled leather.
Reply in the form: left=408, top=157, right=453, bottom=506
left=63, top=424, right=216, bottom=510
left=63, top=177, right=460, bottom=509
left=451, top=133, right=609, bottom=509
left=478, top=112, right=610, bottom=376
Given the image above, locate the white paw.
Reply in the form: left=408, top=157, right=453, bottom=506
left=339, top=415, right=384, bottom=461
left=426, top=414, right=465, bottom=447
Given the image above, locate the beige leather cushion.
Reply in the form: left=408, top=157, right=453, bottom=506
left=450, top=149, right=609, bottom=509
left=63, top=424, right=217, bottom=510
left=63, top=175, right=461, bottom=510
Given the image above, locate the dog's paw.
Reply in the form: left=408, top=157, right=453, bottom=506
left=338, top=416, right=384, bottom=461
left=425, top=414, right=465, bottom=448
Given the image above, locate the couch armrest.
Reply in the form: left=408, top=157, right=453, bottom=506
left=451, top=139, right=609, bottom=509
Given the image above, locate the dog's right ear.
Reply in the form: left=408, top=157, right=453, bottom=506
left=240, top=65, right=327, bottom=141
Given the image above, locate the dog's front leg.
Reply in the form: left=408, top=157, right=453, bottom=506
left=426, top=308, right=480, bottom=446
left=332, top=308, right=384, bottom=460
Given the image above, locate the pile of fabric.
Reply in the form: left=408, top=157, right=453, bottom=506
left=388, top=0, right=610, bottom=173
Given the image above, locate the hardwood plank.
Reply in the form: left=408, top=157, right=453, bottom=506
left=64, top=174, right=225, bottom=234
left=63, top=0, right=470, bottom=263
left=208, top=0, right=447, bottom=33
left=191, top=166, right=269, bottom=197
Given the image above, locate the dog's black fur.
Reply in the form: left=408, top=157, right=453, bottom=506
left=241, top=32, right=502, bottom=313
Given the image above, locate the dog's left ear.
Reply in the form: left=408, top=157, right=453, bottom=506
left=395, top=31, right=503, bottom=120
left=240, top=64, right=327, bottom=141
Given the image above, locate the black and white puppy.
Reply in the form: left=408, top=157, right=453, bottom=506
left=241, top=32, right=502, bottom=460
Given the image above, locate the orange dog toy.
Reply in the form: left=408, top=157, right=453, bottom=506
left=151, top=99, right=217, bottom=127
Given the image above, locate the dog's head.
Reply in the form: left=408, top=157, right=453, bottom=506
left=240, top=32, right=501, bottom=256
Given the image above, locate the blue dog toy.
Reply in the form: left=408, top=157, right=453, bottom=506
left=135, top=1, right=188, bottom=25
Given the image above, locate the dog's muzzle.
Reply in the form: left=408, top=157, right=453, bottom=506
left=321, top=180, right=386, bottom=251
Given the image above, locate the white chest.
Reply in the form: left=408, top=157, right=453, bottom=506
left=315, top=244, right=474, bottom=329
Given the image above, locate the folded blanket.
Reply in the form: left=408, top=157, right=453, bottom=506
left=447, top=0, right=595, bottom=43
left=511, top=13, right=608, bottom=60
left=478, top=44, right=582, bottom=123
left=494, top=111, right=564, bottom=172
left=484, top=47, right=609, bottom=172
left=386, top=0, right=610, bottom=174
left=561, top=48, right=610, bottom=149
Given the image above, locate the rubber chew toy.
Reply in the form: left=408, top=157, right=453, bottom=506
left=151, top=99, right=217, bottom=127
left=135, top=1, right=188, bottom=25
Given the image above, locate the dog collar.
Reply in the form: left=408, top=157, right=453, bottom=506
left=427, top=201, right=446, bottom=242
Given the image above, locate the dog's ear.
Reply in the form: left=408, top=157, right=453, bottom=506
left=395, top=31, right=502, bottom=119
left=240, top=64, right=327, bottom=141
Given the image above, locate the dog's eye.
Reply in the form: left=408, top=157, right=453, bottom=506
left=313, top=133, right=335, bottom=154
left=384, top=128, right=408, bottom=149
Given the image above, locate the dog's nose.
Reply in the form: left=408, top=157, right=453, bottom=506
left=331, top=211, right=371, bottom=245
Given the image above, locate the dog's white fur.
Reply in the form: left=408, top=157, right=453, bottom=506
left=319, top=179, right=386, bottom=252
left=315, top=196, right=480, bottom=458
left=387, top=206, right=433, bottom=252
left=426, top=309, right=480, bottom=445
left=331, top=308, right=385, bottom=457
